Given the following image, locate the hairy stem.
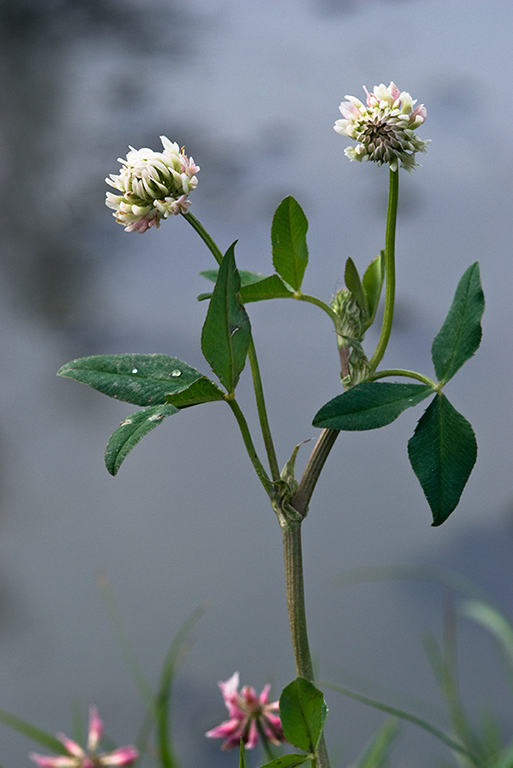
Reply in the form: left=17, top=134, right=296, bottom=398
left=282, top=521, right=331, bottom=768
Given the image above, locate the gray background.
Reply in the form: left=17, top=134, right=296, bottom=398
left=0, top=1, right=512, bottom=766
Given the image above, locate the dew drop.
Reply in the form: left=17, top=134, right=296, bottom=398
left=171, top=369, right=182, bottom=377
left=131, top=367, right=138, bottom=374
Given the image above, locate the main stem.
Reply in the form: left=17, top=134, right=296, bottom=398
left=281, top=169, right=400, bottom=768
left=281, top=432, right=339, bottom=768
left=282, top=521, right=331, bottom=768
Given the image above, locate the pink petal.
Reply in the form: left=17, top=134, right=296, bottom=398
left=245, top=720, right=259, bottom=749
left=241, top=685, right=259, bottom=708
left=389, top=82, right=401, bottom=101
left=412, top=104, right=427, bottom=122
left=219, top=673, right=244, bottom=718
left=258, top=684, right=271, bottom=705
left=206, top=718, right=242, bottom=740
left=339, top=100, right=361, bottom=120
left=99, top=746, right=139, bottom=766
left=57, top=735, right=84, bottom=759
left=262, top=713, right=285, bottom=744
left=29, top=755, right=78, bottom=768
left=206, top=719, right=246, bottom=750
left=87, top=706, right=103, bottom=751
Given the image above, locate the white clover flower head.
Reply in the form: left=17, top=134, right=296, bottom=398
left=105, top=135, right=199, bottom=232
left=334, top=82, right=429, bottom=172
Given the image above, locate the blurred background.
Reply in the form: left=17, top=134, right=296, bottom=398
left=0, top=0, right=512, bottom=765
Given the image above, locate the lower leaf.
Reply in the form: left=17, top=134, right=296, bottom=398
left=280, top=678, right=328, bottom=754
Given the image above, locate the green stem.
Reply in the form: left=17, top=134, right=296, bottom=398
left=369, top=168, right=399, bottom=371
left=282, top=522, right=331, bottom=768
left=181, top=211, right=223, bottom=265
left=292, top=429, right=339, bottom=517
left=368, top=368, right=439, bottom=389
left=247, top=339, right=281, bottom=481
left=256, top=720, right=277, bottom=762
left=282, top=523, right=314, bottom=680
left=225, top=397, right=274, bottom=496
left=182, top=211, right=280, bottom=481
left=295, top=292, right=339, bottom=326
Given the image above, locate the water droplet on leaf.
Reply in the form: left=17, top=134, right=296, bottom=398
left=171, top=369, right=182, bottom=377
left=131, top=367, right=138, bottom=373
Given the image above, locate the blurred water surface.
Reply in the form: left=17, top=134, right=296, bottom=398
left=1, top=1, right=512, bottom=766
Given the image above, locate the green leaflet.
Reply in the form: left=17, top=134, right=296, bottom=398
left=344, top=257, right=367, bottom=313
left=361, top=251, right=385, bottom=328
left=197, top=269, right=268, bottom=301
left=200, top=242, right=251, bottom=393
left=280, top=678, right=328, bottom=754
left=57, top=354, right=203, bottom=407
left=342, top=252, right=385, bottom=332
left=165, top=377, right=225, bottom=407
left=431, top=262, right=484, bottom=384
left=272, top=196, right=309, bottom=291
left=408, top=393, right=477, bottom=526
left=258, top=756, right=309, bottom=768
left=313, top=382, right=434, bottom=431
left=240, top=274, right=295, bottom=302
left=105, top=404, right=179, bottom=475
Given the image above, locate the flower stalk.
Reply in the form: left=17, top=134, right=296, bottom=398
left=369, top=167, right=399, bottom=371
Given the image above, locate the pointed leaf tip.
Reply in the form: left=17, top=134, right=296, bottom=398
left=57, top=354, right=204, bottom=407
left=408, top=394, right=477, bottom=525
left=105, top=403, right=179, bottom=475
left=271, top=196, right=309, bottom=291
left=313, top=382, right=434, bottom=431
left=431, top=262, right=484, bottom=383
left=200, top=243, right=251, bottom=393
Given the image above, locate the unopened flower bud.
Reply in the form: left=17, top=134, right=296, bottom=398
left=331, top=288, right=371, bottom=387
left=331, top=288, right=367, bottom=341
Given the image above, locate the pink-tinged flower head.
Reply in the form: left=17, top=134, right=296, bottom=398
left=105, top=135, right=199, bottom=233
left=29, top=707, right=139, bottom=768
left=334, top=82, right=429, bottom=171
left=206, top=672, right=286, bottom=751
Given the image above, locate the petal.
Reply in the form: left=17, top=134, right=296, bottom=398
left=245, top=720, right=259, bottom=749
left=206, top=719, right=246, bottom=750
left=29, top=755, right=78, bottom=768
left=99, top=747, right=139, bottom=766
left=56, top=735, right=84, bottom=759
left=388, top=82, right=401, bottom=101
left=219, top=673, right=244, bottom=718
left=262, top=713, right=285, bottom=744
left=87, top=706, right=103, bottom=751
left=160, top=135, right=180, bottom=156
left=205, top=718, right=243, bottom=740
left=241, top=685, right=259, bottom=709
